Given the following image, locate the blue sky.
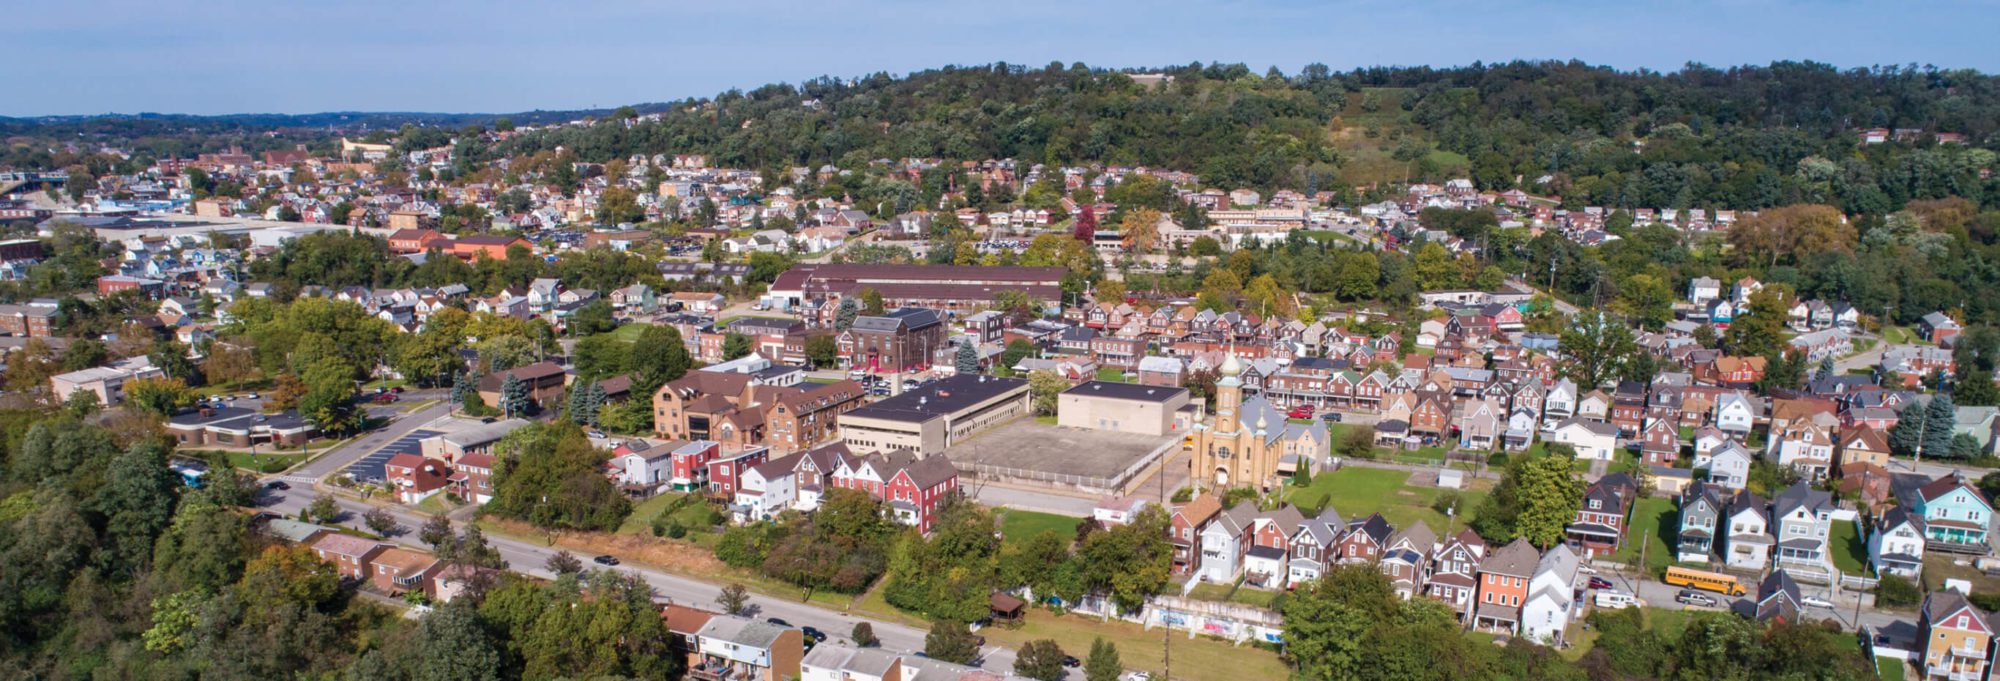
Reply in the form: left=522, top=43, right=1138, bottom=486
left=6, top=0, right=1997, bottom=116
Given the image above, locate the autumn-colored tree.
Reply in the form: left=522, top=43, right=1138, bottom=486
left=1119, top=208, right=1162, bottom=254
left=1072, top=205, right=1097, bottom=243
left=1728, top=204, right=1854, bottom=267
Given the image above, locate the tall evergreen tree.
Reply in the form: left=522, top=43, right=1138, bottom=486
left=500, top=373, right=529, bottom=417
left=836, top=298, right=860, bottom=331
left=955, top=342, right=980, bottom=375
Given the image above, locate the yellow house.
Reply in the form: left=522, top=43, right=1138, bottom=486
left=1920, top=591, right=1992, bottom=681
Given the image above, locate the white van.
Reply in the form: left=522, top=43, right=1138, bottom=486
left=1593, top=591, right=1639, bottom=609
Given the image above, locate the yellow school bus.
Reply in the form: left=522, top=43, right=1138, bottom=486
left=1664, top=566, right=1746, bottom=596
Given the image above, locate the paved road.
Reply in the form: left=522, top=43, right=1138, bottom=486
left=256, top=487, right=1023, bottom=675
left=293, top=398, right=455, bottom=480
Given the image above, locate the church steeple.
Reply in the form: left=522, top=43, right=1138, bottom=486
left=1216, top=349, right=1243, bottom=433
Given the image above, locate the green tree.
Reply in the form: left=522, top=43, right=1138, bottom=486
left=1613, top=273, right=1674, bottom=329
left=307, top=492, right=341, bottom=524
left=1014, top=639, right=1067, bottom=681
left=420, top=513, right=454, bottom=550
left=500, top=373, right=530, bottom=417
left=721, top=333, right=752, bottom=360
left=852, top=622, right=878, bottom=647
left=629, top=324, right=692, bottom=396
left=148, top=340, right=202, bottom=385
left=956, top=342, right=980, bottom=374
left=860, top=288, right=886, bottom=315
left=1028, top=370, right=1068, bottom=415
left=924, top=620, right=979, bottom=665
left=1084, top=637, right=1122, bottom=681
left=125, top=376, right=195, bottom=416
left=1000, top=339, right=1036, bottom=374
left=97, top=441, right=180, bottom=575
left=1558, top=311, right=1638, bottom=388
left=807, top=334, right=841, bottom=369
left=1724, top=285, right=1792, bottom=358
left=1514, top=451, right=1584, bottom=548
left=1282, top=564, right=1399, bottom=681
left=717, top=582, right=749, bottom=615
left=836, top=298, right=860, bottom=330
left=408, top=599, right=503, bottom=681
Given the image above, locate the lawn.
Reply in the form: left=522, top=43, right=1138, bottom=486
left=616, top=492, right=723, bottom=537
left=1284, top=467, right=1485, bottom=531
left=1879, top=656, right=1907, bottom=680
left=1095, top=366, right=1129, bottom=382
left=978, top=610, right=1289, bottom=681
left=1609, top=497, right=1682, bottom=576
left=1185, top=580, right=1280, bottom=608
left=223, top=451, right=305, bottom=474
left=1831, top=520, right=1869, bottom=574
left=997, top=509, right=1084, bottom=549
left=1882, top=326, right=1918, bottom=345
left=606, top=324, right=650, bottom=342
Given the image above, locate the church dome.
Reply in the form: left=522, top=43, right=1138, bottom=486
left=1219, top=351, right=1242, bottom=377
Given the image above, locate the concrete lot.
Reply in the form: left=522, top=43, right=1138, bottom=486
left=944, top=418, right=1175, bottom=484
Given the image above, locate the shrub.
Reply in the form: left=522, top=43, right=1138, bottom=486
left=664, top=521, right=687, bottom=539
left=1876, top=575, right=1920, bottom=608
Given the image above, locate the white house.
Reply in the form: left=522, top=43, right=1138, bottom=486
left=1714, top=393, right=1759, bottom=434
left=1547, top=418, right=1620, bottom=460
left=1687, top=276, right=1721, bottom=305
left=611, top=443, right=674, bottom=492
left=1722, top=493, right=1773, bottom=571
left=734, top=458, right=798, bottom=523
left=1542, top=379, right=1578, bottom=423
left=1696, top=442, right=1754, bottom=491
left=1521, top=544, right=1582, bottom=645
left=1868, top=506, right=1927, bottom=579
left=1196, top=502, right=1256, bottom=585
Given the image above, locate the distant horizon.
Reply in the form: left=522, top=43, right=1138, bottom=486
left=8, top=0, right=1998, bottom=117
left=6, top=57, right=1998, bottom=121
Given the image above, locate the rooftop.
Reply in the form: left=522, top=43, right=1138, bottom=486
left=844, top=373, right=1026, bottom=424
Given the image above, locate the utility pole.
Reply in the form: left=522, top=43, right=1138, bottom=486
left=1160, top=438, right=1171, bottom=681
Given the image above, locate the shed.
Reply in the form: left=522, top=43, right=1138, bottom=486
left=989, top=592, right=1026, bottom=623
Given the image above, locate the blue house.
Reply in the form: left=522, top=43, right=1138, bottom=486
left=1913, top=473, right=1993, bottom=551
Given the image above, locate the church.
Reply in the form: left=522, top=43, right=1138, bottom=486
left=1189, top=352, right=1331, bottom=491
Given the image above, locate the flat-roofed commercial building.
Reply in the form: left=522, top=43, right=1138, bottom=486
left=840, top=373, right=1028, bottom=457
left=1057, top=380, right=1191, bottom=437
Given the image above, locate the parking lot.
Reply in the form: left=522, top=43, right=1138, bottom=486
left=343, top=429, right=439, bottom=483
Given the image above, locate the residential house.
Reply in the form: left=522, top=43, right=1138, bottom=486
left=1722, top=491, right=1774, bottom=571
left=1171, top=493, right=1223, bottom=576
left=1567, top=473, right=1637, bottom=558
left=1338, top=513, right=1394, bottom=564
left=1754, top=569, right=1803, bottom=624
left=1547, top=417, right=1620, bottom=461
left=1425, top=528, right=1488, bottom=622
left=689, top=615, right=805, bottom=681
left=1697, top=441, right=1754, bottom=491
left=1244, top=506, right=1304, bottom=588
left=1839, top=426, right=1893, bottom=470
left=1678, top=481, right=1726, bottom=563
left=1379, top=521, right=1436, bottom=600
left=1714, top=392, right=1760, bottom=434
left=1912, top=473, right=1994, bottom=553
left=1771, top=483, right=1835, bottom=581
left=1196, top=501, right=1257, bottom=584
left=1919, top=591, right=1993, bottom=681
left=1871, top=506, right=1928, bottom=579
left=1473, top=538, right=1539, bottom=634
left=1521, top=544, right=1583, bottom=645
left=311, top=533, right=386, bottom=581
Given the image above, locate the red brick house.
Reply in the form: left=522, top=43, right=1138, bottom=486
left=1565, top=473, right=1637, bottom=558
left=311, top=533, right=386, bottom=581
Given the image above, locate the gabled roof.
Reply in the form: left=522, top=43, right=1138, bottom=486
left=1479, top=538, right=1539, bottom=577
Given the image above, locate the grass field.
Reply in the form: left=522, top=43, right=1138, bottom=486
left=1610, top=497, right=1681, bottom=576
left=1879, top=655, right=1907, bottom=680
left=1831, top=520, right=1869, bottom=574
left=1284, top=466, right=1485, bottom=531
left=997, top=509, right=1084, bottom=549
left=224, top=450, right=305, bottom=474
left=1095, top=366, right=1129, bottom=382
left=616, top=492, right=724, bottom=538
left=606, top=323, right=650, bottom=342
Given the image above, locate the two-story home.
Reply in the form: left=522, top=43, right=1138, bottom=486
left=1771, top=420, right=1837, bottom=481
left=1722, top=491, right=1774, bottom=571
left=1473, top=538, right=1540, bottom=635
left=1424, top=528, right=1487, bottom=622
left=1521, top=543, right=1583, bottom=645
left=1171, top=494, right=1223, bottom=576
left=1918, top=590, right=1991, bottom=681
left=1243, top=506, right=1305, bottom=588
left=1870, top=506, right=1929, bottom=579
left=1677, top=481, right=1726, bottom=563
left=311, top=533, right=387, bottom=581
left=1196, top=501, right=1258, bottom=585
left=1912, top=473, right=1994, bottom=553
left=689, top=614, right=805, bottom=681
left=1566, top=473, right=1637, bottom=558
left=1547, top=417, right=1620, bottom=461
left=1754, top=569, right=1803, bottom=624
left=1696, top=441, right=1754, bottom=491
left=1286, top=508, right=1345, bottom=587
left=1337, top=513, right=1394, bottom=564
left=1379, top=521, right=1436, bottom=600
left=1771, top=482, right=1836, bottom=581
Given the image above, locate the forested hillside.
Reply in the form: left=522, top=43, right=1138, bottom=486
left=499, top=60, right=2000, bottom=209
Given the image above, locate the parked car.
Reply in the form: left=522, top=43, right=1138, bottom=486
left=592, top=555, right=620, bottom=566
left=801, top=626, right=827, bottom=643
left=1286, top=404, right=1315, bottom=419
left=1675, top=589, right=1718, bottom=607
left=765, top=617, right=791, bottom=628
left=1062, top=655, right=1081, bottom=668
left=1587, top=576, right=1614, bottom=590
left=265, top=481, right=290, bottom=491
left=1801, top=596, right=1835, bottom=609
left=1319, top=412, right=1343, bottom=423
left=372, top=393, right=399, bottom=403
left=1593, top=591, right=1639, bottom=609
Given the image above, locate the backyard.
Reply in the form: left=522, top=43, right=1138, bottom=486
left=1830, top=520, right=1869, bottom=575
left=1284, top=466, right=1486, bottom=531
left=996, top=508, right=1085, bottom=549
left=1609, top=497, right=1681, bottom=576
